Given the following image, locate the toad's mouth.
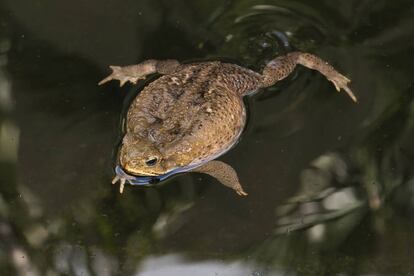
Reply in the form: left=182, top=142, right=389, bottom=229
left=123, top=165, right=160, bottom=177
left=111, top=164, right=198, bottom=194
left=112, top=165, right=161, bottom=191
left=121, top=160, right=166, bottom=177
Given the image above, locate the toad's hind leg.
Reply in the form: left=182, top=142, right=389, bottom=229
left=261, top=52, right=357, bottom=102
left=99, top=59, right=180, bottom=86
left=192, top=161, right=248, bottom=196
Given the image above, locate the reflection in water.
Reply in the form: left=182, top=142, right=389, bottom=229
left=274, top=152, right=365, bottom=235
left=134, top=254, right=255, bottom=276
left=1, top=0, right=414, bottom=275
left=0, top=35, right=17, bottom=164
left=253, top=81, right=414, bottom=273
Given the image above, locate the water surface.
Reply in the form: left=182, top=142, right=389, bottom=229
left=1, top=0, right=414, bottom=275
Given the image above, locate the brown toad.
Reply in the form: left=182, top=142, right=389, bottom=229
left=99, top=52, right=356, bottom=195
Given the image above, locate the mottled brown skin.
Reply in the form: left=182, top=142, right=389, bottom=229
left=99, top=52, right=357, bottom=195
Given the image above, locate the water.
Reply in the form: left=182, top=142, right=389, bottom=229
left=1, top=0, right=414, bottom=275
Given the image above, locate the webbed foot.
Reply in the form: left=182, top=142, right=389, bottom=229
left=193, top=160, right=248, bottom=197
left=235, top=186, right=248, bottom=196
left=327, top=72, right=357, bottom=102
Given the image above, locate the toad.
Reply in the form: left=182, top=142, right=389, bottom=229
left=99, top=52, right=356, bottom=195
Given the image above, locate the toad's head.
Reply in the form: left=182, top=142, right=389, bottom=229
left=119, top=133, right=169, bottom=176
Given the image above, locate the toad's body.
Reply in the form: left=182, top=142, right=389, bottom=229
left=124, top=62, right=259, bottom=174
left=100, top=52, right=357, bottom=195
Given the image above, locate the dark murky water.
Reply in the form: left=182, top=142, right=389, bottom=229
left=1, top=0, right=414, bottom=275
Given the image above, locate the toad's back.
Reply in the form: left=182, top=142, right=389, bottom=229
left=126, top=62, right=258, bottom=166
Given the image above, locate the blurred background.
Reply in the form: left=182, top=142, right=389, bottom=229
left=1, top=0, right=414, bottom=275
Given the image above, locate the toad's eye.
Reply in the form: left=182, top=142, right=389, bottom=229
left=145, top=157, right=158, bottom=166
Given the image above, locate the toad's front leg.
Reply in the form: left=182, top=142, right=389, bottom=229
left=260, top=52, right=357, bottom=102
left=112, top=175, right=127, bottom=194
left=192, top=160, right=248, bottom=196
left=98, top=59, right=180, bottom=87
